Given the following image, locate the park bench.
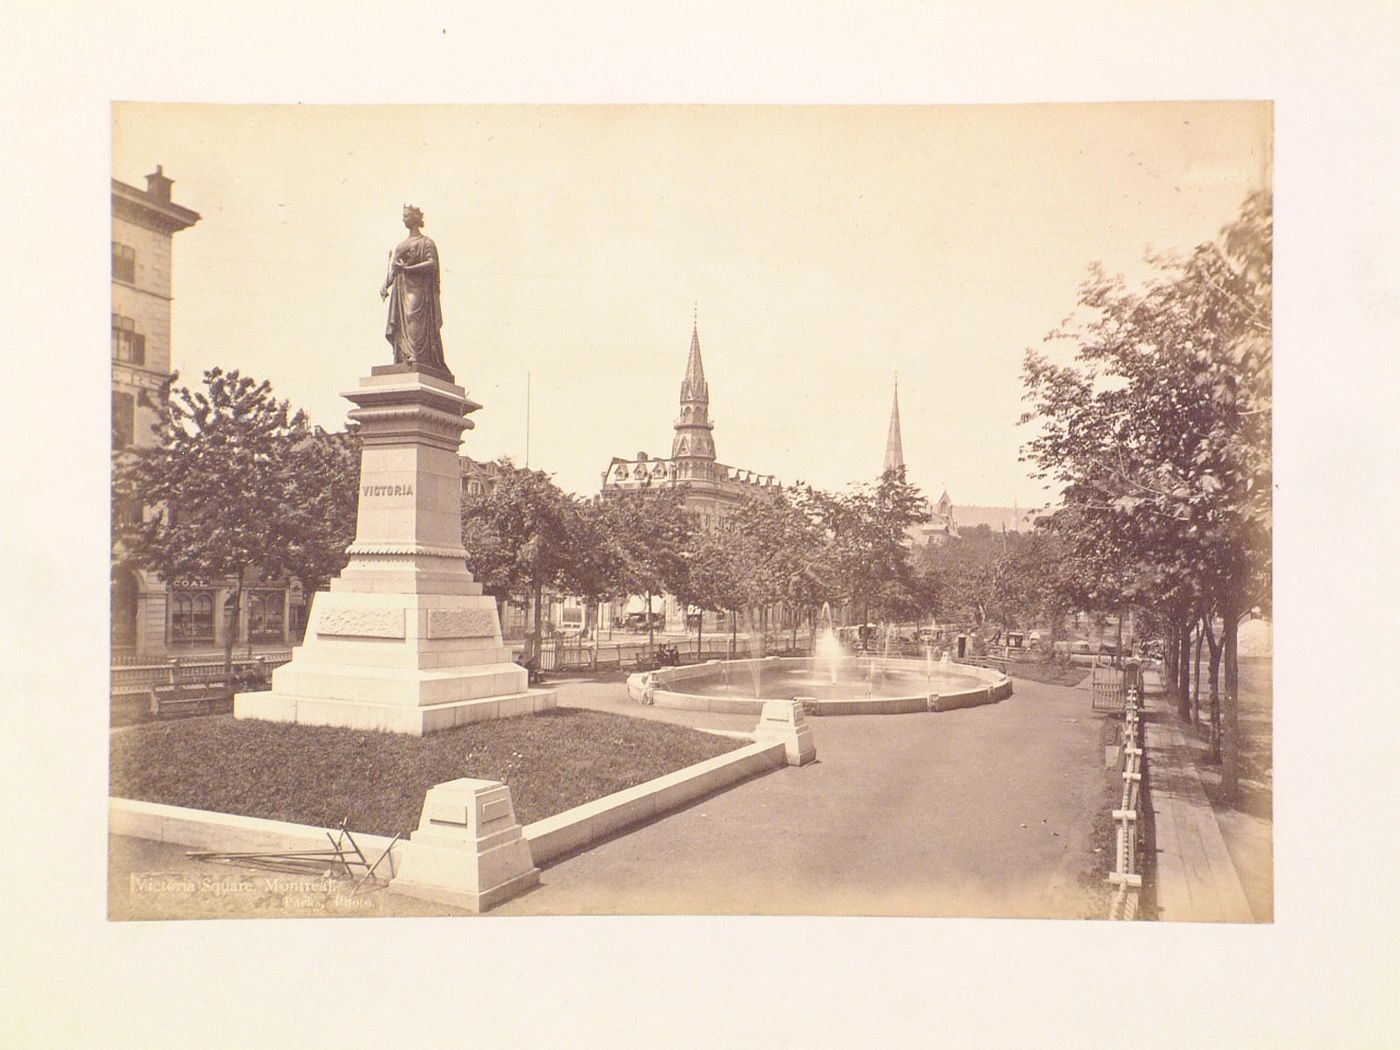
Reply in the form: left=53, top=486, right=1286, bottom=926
left=146, top=660, right=270, bottom=719
left=148, top=679, right=235, bottom=719
left=1091, top=664, right=1127, bottom=712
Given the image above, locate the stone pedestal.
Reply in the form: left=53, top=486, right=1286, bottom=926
left=389, top=778, right=539, bottom=913
left=235, top=369, right=555, bottom=734
left=754, top=699, right=817, bottom=766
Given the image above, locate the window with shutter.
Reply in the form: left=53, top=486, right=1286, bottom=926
left=111, top=315, right=146, bottom=365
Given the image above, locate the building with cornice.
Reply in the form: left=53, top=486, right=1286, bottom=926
left=111, top=170, right=315, bottom=657
left=111, top=167, right=202, bottom=654
left=600, top=319, right=780, bottom=630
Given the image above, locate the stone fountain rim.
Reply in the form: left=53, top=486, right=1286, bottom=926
left=629, top=655, right=1011, bottom=716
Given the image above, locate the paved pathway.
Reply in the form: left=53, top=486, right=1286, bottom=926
left=494, top=675, right=1114, bottom=917
left=108, top=674, right=1116, bottom=920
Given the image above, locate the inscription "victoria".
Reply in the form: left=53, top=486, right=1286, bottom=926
left=362, top=483, right=414, bottom=497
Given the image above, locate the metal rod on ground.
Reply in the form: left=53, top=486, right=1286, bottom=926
left=352, top=833, right=401, bottom=895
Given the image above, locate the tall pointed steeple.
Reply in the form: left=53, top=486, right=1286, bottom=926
left=883, top=376, right=905, bottom=475
left=672, top=314, right=716, bottom=478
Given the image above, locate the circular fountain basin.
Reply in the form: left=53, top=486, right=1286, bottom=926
left=627, top=656, right=1012, bottom=716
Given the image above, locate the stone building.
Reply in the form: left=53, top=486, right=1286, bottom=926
left=600, top=320, right=780, bottom=631
left=111, top=169, right=304, bottom=658
left=111, top=167, right=201, bottom=655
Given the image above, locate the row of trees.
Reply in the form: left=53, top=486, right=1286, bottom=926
left=458, top=466, right=943, bottom=663
left=116, top=369, right=1058, bottom=678
left=1020, top=191, right=1273, bottom=804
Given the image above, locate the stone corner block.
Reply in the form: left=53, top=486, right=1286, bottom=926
left=388, top=778, right=538, bottom=913
left=753, top=699, right=817, bottom=766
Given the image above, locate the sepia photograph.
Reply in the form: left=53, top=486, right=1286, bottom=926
left=5, top=4, right=1397, bottom=1046
left=108, top=102, right=1272, bottom=922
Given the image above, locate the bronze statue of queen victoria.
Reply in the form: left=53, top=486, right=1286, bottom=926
left=380, top=205, right=452, bottom=380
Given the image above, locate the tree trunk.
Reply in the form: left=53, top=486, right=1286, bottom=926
left=1203, top=617, right=1222, bottom=763
left=646, top=589, right=655, bottom=648
left=1163, top=622, right=1179, bottom=695
left=696, top=606, right=703, bottom=657
left=1177, top=621, right=1192, bottom=721
left=1192, top=620, right=1204, bottom=726
left=1221, top=603, right=1242, bottom=805
left=531, top=578, right=545, bottom=670
left=223, top=571, right=244, bottom=678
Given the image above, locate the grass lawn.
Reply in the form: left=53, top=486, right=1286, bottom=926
left=110, top=709, right=744, bottom=837
left=1008, top=657, right=1089, bottom=688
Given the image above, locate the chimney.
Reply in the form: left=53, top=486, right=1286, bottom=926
left=145, top=165, right=173, bottom=203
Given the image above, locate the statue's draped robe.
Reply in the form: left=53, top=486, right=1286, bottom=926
left=384, top=234, right=446, bottom=371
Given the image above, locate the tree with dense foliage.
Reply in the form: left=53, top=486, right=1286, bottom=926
left=284, top=426, right=361, bottom=595
left=595, top=488, right=693, bottom=647
left=796, top=468, right=931, bottom=626
left=1021, top=191, right=1271, bottom=803
left=724, top=489, right=827, bottom=643
left=668, top=527, right=744, bottom=652
left=113, top=368, right=312, bottom=674
left=561, top=497, right=630, bottom=635
left=916, top=525, right=1058, bottom=640
left=460, top=461, right=582, bottom=664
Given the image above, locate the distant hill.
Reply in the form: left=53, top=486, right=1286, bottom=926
left=954, top=505, right=1044, bottom=532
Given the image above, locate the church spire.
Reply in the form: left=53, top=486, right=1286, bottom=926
left=883, top=376, right=905, bottom=474
left=672, top=314, right=716, bottom=474
left=681, top=314, right=707, bottom=402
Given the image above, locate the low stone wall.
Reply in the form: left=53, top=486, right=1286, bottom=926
left=524, top=740, right=786, bottom=865
left=109, top=735, right=796, bottom=906
left=109, top=798, right=405, bottom=878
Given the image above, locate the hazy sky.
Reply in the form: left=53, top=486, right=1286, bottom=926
left=114, top=102, right=1269, bottom=505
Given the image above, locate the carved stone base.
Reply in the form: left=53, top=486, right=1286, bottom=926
left=389, top=778, right=539, bottom=912
left=753, top=699, right=817, bottom=766
left=235, top=589, right=555, bottom=734
left=233, top=367, right=553, bottom=736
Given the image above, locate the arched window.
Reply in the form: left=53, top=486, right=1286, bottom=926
left=193, top=594, right=214, bottom=638
left=172, top=590, right=215, bottom=642
left=248, top=589, right=285, bottom=643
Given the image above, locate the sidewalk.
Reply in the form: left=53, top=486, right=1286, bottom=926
left=1139, top=667, right=1272, bottom=922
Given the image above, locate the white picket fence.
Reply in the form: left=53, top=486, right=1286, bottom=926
left=1108, top=686, right=1145, bottom=919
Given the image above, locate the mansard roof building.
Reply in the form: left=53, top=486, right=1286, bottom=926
left=600, top=320, right=778, bottom=532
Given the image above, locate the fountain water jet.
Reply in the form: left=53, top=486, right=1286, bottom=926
left=814, top=602, right=842, bottom=686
